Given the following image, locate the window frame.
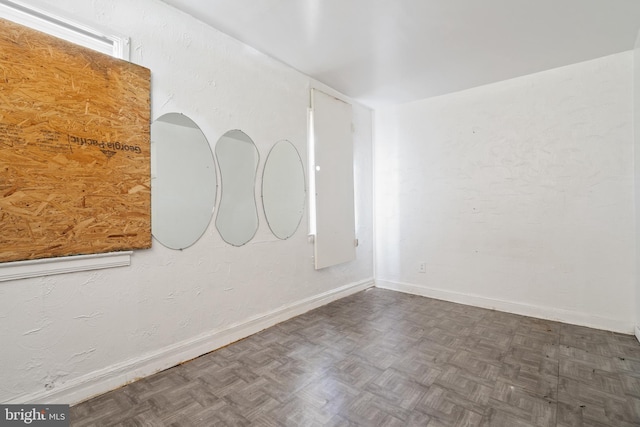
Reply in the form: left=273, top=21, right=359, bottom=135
left=0, top=0, right=134, bottom=281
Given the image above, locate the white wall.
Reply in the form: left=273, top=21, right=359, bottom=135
left=375, top=52, right=635, bottom=333
left=0, top=0, right=374, bottom=404
left=635, top=31, right=640, bottom=339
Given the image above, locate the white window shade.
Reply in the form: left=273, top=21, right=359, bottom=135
left=310, top=89, right=356, bottom=269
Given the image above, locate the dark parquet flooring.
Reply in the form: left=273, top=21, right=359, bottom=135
left=71, top=288, right=640, bottom=426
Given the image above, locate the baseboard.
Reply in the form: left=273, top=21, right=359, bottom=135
left=9, top=279, right=374, bottom=406
left=375, top=279, right=634, bottom=334
left=635, top=326, right=640, bottom=344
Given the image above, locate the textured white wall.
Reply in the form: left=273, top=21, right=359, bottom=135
left=635, top=32, right=640, bottom=338
left=375, top=52, right=635, bottom=333
left=0, top=0, right=373, bottom=404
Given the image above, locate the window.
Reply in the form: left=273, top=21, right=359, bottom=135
left=0, top=0, right=133, bottom=281
left=0, top=0, right=129, bottom=59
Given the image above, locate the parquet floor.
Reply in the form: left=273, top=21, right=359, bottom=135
left=71, top=288, right=640, bottom=426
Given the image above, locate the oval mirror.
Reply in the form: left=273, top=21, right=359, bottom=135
left=151, top=113, right=216, bottom=250
left=215, top=130, right=259, bottom=246
left=262, top=140, right=306, bottom=239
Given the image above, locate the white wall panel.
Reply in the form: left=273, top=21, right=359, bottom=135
left=311, top=89, right=356, bottom=269
left=375, top=52, right=635, bottom=333
left=634, top=31, right=640, bottom=340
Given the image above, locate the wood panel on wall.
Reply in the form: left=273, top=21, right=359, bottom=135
left=0, top=18, right=151, bottom=263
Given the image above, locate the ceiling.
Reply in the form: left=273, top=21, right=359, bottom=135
left=161, top=0, right=640, bottom=108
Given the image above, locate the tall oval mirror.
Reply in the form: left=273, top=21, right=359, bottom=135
left=215, top=130, right=259, bottom=246
left=151, top=113, right=216, bottom=250
left=262, top=140, right=306, bottom=239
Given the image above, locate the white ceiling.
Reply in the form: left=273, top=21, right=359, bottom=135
left=161, top=0, right=640, bottom=108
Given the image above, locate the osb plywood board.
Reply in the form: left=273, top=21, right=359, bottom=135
left=0, top=18, right=151, bottom=263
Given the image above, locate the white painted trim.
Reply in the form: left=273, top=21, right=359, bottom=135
left=371, top=110, right=378, bottom=282
left=8, top=279, right=374, bottom=405
left=375, top=279, right=634, bottom=334
left=307, top=106, right=317, bottom=238
left=0, top=252, right=132, bottom=282
left=635, top=326, right=640, bottom=344
left=0, top=0, right=130, bottom=60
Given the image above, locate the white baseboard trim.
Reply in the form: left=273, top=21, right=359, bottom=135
left=635, top=326, right=640, bottom=344
left=375, top=279, right=634, bottom=335
left=9, top=278, right=374, bottom=405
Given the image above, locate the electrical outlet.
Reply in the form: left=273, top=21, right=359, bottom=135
left=419, top=262, right=426, bottom=273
